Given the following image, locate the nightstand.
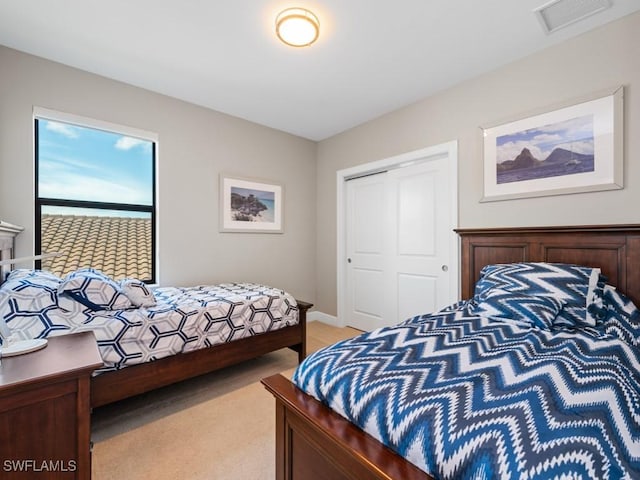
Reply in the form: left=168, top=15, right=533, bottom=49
left=0, top=332, right=103, bottom=479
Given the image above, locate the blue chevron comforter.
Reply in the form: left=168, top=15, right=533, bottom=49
left=293, top=266, right=640, bottom=479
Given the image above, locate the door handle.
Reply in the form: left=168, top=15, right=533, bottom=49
left=441, top=265, right=448, bottom=272
left=347, top=258, right=352, bottom=263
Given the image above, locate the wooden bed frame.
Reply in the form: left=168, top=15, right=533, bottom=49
left=2, top=219, right=313, bottom=408
left=92, top=299, right=312, bottom=407
left=262, top=224, right=640, bottom=480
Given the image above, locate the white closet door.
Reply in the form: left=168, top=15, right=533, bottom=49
left=345, top=172, right=388, bottom=331
left=387, top=158, right=451, bottom=324
left=345, top=155, right=453, bottom=331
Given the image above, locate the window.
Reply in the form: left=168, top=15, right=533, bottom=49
left=35, top=110, right=157, bottom=283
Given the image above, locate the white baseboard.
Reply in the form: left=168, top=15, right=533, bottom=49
left=307, top=310, right=342, bottom=328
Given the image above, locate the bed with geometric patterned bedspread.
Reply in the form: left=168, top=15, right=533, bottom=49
left=0, top=267, right=310, bottom=407
left=262, top=224, right=640, bottom=480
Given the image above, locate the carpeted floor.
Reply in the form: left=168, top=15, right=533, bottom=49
left=91, top=321, right=360, bottom=480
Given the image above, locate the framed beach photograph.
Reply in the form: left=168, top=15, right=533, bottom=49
left=481, top=86, right=623, bottom=202
left=219, top=174, right=284, bottom=233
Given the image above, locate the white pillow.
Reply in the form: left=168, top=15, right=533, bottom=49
left=58, top=268, right=132, bottom=311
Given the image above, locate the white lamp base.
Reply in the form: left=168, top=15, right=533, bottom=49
left=1, top=338, right=48, bottom=357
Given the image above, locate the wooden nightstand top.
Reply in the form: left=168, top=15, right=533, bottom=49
left=0, top=332, right=103, bottom=391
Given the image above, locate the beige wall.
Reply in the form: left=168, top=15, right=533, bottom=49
left=0, top=46, right=317, bottom=303
left=316, top=12, right=640, bottom=315
left=2, top=12, right=639, bottom=316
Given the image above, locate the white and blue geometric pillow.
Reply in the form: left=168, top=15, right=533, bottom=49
left=3, top=268, right=63, bottom=285
left=58, top=268, right=132, bottom=311
left=474, top=263, right=605, bottom=328
left=0, top=269, right=70, bottom=344
left=0, top=269, right=61, bottom=313
left=120, top=278, right=156, bottom=307
left=470, top=287, right=565, bottom=329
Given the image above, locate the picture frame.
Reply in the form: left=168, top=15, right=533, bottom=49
left=219, top=174, right=284, bottom=233
left=480, top=86, right=623, bottom=202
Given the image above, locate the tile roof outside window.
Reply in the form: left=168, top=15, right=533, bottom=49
left=40, top=214, right=152, bottom=280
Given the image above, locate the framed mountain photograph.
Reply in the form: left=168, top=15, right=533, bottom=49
left=219, top=174, right=283, bottom=233
left=481, top=87, right=623, bottom=202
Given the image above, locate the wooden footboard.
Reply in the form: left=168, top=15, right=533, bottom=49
left=91, top=300, right=312, bottom=407
left=261, top=374, right=433, bottom=480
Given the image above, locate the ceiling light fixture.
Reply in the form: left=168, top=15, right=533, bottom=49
left=275, top=7, right=320, bottom=47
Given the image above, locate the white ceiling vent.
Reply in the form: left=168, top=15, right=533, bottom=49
left=534, top=0, right=612, bottom=34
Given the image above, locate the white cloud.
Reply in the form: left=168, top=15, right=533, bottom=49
left=555, top=139, right=594, bottom=155
left=535, top=115, right=593, bottom=139
left=531, top=133, right=562, bottom=144
left=115, top=136, right=149, bottom=151
left=45, top=121, right=79, bottom=139
left=40, top=152, right=101, bottom=173
left=40, top=172, right=151, bottom=205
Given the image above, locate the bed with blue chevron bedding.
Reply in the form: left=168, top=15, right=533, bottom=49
left=292, top=262, right=640, bottom=479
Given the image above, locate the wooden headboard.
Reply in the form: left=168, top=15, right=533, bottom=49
left=456, top=224, right=640, bottom=307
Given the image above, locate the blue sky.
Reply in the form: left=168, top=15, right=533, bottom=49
left=38, top=119, right=154, bottom=212
left=495, top=114, right=594, bottom=164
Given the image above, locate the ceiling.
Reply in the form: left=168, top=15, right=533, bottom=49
left=1, top=1, right=639, bottom=141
